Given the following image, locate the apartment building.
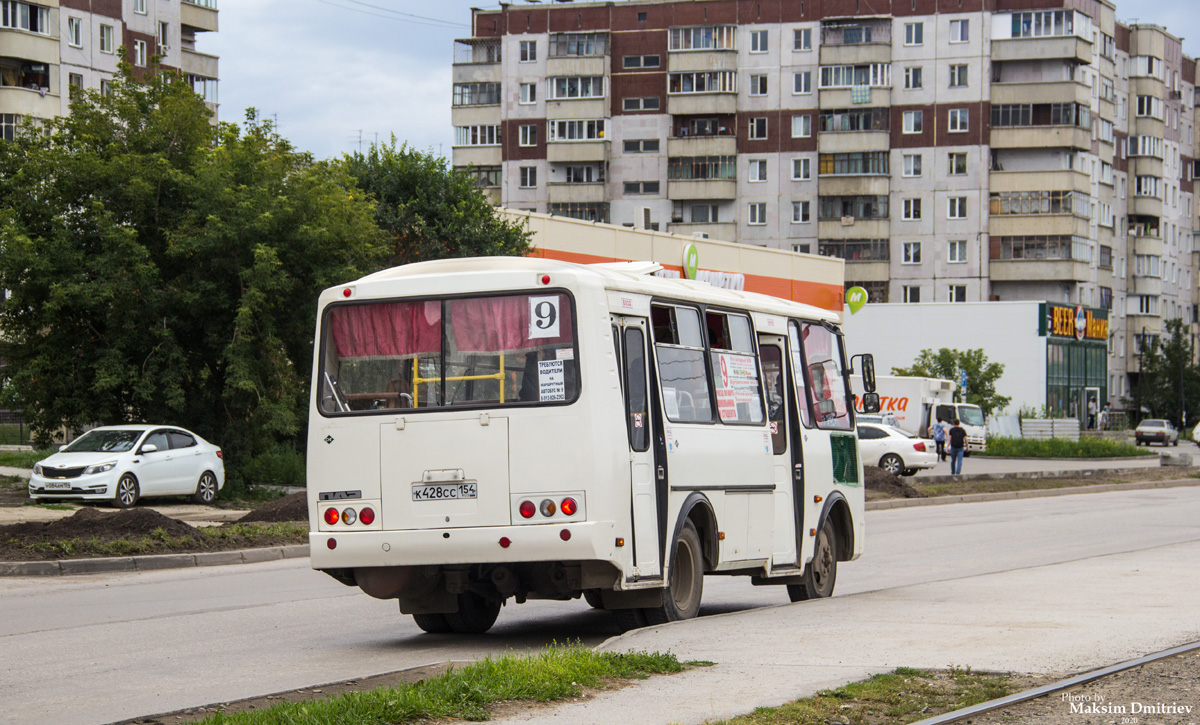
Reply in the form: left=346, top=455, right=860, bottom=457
left=0, top=0, right=218, bottom=141
left=451, top=0, right=1200, bottom=410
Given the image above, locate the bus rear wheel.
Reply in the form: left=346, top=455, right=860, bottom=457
left=787, top=519, right=838, bottom=602
left=412, top=612, right=453, bottom=634
left=445, top=592, right=501, bottom=634
left=644, top=519, right=704, bottom=625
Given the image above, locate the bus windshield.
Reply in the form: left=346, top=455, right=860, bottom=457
left=318, top=292, right=579, bottom=414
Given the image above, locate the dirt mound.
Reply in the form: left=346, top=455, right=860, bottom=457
left=237, top=492, right=308, bottom=523
left=864, top=466, right=922, bottom=498
left=0, top=506, right=200, bottom=541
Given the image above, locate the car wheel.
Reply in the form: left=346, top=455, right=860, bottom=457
left=411, top=612, right=453, bottom=634
left=583, top=589, right=604, bottom=609
left=112, top=474, right=139, bottom=509
left=191, top=471, right=218, bottom=505
left=1173, top=439, right=1179, bottom=447
left=879, top=454, right=904, bottom=475
left=445, top=592, right=502, bottom=634
left=787, top=519, right=838, bottom=602
left=644, top=519, right=704, bottom=625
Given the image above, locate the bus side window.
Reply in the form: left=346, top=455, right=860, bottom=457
left=652, top=303, right=714, bottom=424
left=761, top=345, right=787, bottom=453
left=787, top=322, right=814, bottom=428
left=624, top=328, right=650, bottom=451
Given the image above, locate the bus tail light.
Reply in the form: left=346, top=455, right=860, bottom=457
left=519, top=500, right=536, bottom=519
left=560, top=529, right=571, bottom=541
left=359, top=507, right=375, bottom=525
left=324, top=508, right=340, bottom=525
left=560, top=497, right=578, bottom=516
left=539, top=499, right=556, bottom=517
left=913, top=442, right=927, bottom=452
left=342, top=508, right=357, bottom=525
left=499, top=537, right=511, bottom=548
left=327, top=538, right=337, bottom=549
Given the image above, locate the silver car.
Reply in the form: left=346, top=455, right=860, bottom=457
left=28, top=425, right=225, bottom=507
left=1134, top=419, right=1178, bottom=447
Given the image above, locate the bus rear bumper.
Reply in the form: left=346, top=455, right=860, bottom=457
left=309, top=521, right=618, bottom=570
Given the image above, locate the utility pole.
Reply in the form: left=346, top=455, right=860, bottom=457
left=1180, top=323, right=1186, bottom=429
left=1135, top=326, right=1145, bottom=425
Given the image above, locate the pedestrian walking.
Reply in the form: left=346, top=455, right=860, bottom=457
left=1087, top=399, right=1098, bottom=430
left=929, top=417, right=948, bottom=462
left=948, top=418, right=968, bottom=475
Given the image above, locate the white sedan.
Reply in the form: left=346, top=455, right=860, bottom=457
left=857, top=422, right=938, bottom=476
left=28, top=425, right=225, bottom=508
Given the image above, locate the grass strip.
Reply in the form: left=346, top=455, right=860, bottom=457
left=712, top=666, right=1017, bottom=725
left=0, top=449, right=52, bottom=469
left=975, top=436, right=1152, bottom=458
left=198, top=645, right=693, bottom=724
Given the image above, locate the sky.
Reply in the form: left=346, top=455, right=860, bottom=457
left=210, top=0, right=1200, bottom=163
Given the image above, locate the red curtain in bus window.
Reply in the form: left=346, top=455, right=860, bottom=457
left=449, top=294, right=573, bottom=352
left=329, top=302, right=441, bottom=358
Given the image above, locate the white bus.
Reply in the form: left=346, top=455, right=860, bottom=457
left=307, top=257, right=877, bottom=634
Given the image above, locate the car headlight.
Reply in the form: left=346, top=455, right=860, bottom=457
left=84, top=461, right=117, bottom=475
left=33, top=464, right=42, bottom=475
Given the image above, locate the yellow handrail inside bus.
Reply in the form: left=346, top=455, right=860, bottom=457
left=410, top=355, right=506, bottom=406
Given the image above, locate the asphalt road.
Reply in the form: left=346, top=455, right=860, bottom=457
left=2, top=486, right=1199, bottom=725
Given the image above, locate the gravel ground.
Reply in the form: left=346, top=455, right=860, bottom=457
left=964, top=647, right=1200, bottom=725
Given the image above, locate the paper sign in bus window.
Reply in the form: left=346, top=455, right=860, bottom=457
left=714, top=353, right=763, bottom=422
left=538, top=359, right=566, bottom=401
left=529, top=296, right=561, bottom=339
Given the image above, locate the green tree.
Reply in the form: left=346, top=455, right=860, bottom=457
left=339, top=139, right=531, bottom=266
left=0, top=62, right=386, bottom=488
left=892, top=348, right=1011, bottom=417
left=1129, top=318, right=1200, bottom=426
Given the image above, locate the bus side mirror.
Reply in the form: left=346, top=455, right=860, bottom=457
left=851, top=353, right=876, bottom=393
left=860, top=392, right=881, bottom=414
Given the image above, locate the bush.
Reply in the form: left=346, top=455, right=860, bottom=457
left=977, top=436, right=1153, bottom=458
left=224, top=445, right=305, bottom=497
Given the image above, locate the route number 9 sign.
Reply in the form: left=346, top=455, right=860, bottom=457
left=528, top=296, right=560, bottom=339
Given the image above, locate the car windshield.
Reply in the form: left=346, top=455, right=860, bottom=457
left=62, top=430, right=142, bottom=453
left=958, top=406, right=985, bottom=426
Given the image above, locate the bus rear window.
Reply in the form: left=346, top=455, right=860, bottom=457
left=319, top=292, right=578, bottom=414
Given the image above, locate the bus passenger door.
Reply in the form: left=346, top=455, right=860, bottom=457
left=759, top=336, right=797, bottom=568
left=613, top=316, right=662, bottom=579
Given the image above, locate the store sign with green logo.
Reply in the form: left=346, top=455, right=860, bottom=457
left=846, top=286, right=868, bottom=314
left=683, top=243, right=700, bottom=280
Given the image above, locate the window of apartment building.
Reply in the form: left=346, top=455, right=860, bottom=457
left=750, top=29, right=768, bottom=52
left=100, top=24, right=115, bottom=54
left=159, top=22, right=169, bottom=48
left=134, top=0, right=146, bottom=13
left=674, top=202, right=720, bottom=223
left=1134, top=254, right=1160, bottom=277
left=1134, top=176, right=1162, bottom=198
left=947, top=285, right=967, bottom=302
left=903, top=110, right=923, bottom=134
left=902, top=198, right=922, bottom=220
left=668, top=156, right=737, bottom=180
left=453, top=83, right=501, bottom=106
left=904, top=67, right=923, bottom=89
left=623, top=139, right=660, bottom=153
left=818, top=63, right=890, bottom=89
left=668, top=71, right=737, bottom=94
left=948, top=109, right=968, bottom=132
left=1099, top=246, right=1113, bottom=270
left=793, top=28, right=812, bottom=51
left=1135, top=95, right=1163, bottom=119
left=819, top=107, right=888, bottom=132
left=903, top=154, right=922, bottom=177
left=519, top=83, right=537, bottom=104
left=903, top=286, right=921, bottom=303
left=749, top=159, right=767, bottom=182
left=791, top=114, right=810, bottom=138
left=669, top=25, right=737, bottom=51
left=818, top=151, right=889, bottom=175
left=460, top=165, right=502, bottom=188
left=904, top=22, right=923, bottom=46
left=1135, top=295, right=1158, bottom=315
left=549, top=33, right=608, bottom=57
left=623, top=54, right=660, bottom=69
left=749, top=117, right=768, bottom=139
left=948, top=152, right=967, bottom=175
left=817, top=196, right=888, bottom=220
left=1129, top=135, right=1163, bottom=158
left=519, top=166, right=537, bottom=188
left=100, top=79, right=112, bottom=96
left=792, top=201, right=811, bottom=223
left=133, top=40, right=148, bottom=67
left=0, top=114, right=17, bottom=142
left=68, top=73, right=83, bottom=92
left=948, top=240, right=966, bottom=263
left=454, top=125, right=501, bottom=146
left=991, top=104, right=1032, bottom=126
left=1099, top=286, right=1113, bottom=310
left=550, top=76, right=604, bottom=100
left=793, top=71, right=812, bottom=94
left=549, top=119, right=605, bottom=141
left=1, top=1, right=50, bottom=33
left=792, top=243, right=811, bottom=254
left=1096, top=118, right=1114, bottom=144
left=748, top=202, right=767, bottom=225
left=948, top=197, right=967, bottom=219
left=749, top=74, right=768, bottom=96
left=949, top=64, right=968, bottom=88
left=519, top=124, right=538, bottom=147
left=623, top=96, right=660, bottom=111
left=1010, top=10, right=1077, bottom=38
left=67, top=17, right=83, bottom=47
left=902, top=241, right=922, bottom=264
left=623, top=181, right=660, bottom=195
left=792, top=158, right=811, bottom=181
left=520, top=40, right=537, bottom=62
left=949, top=19, right=969, bottom=43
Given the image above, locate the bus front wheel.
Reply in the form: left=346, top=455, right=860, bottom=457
left=644, top=519, right=704, bottom=625
left=787, top=519, right=838, bottom=602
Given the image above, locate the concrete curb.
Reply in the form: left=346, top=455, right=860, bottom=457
left=0, top=544, right=309, bottom=577
left=866, top=478, right=1200, bottom=510
left=916, top=466, right=1165, bottom=484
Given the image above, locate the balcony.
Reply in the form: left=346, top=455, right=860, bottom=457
left=990, top=80, right=1089, bottom=106
left=451, top=146, right=501, bottom=167
left=989, top=126, right=1092, bottom=151
left=667, top=94, right=736, bottom=116
left=988, top=169, right=1090, bottom=194
left=991, top=36, right=1091, bottom=64
left=990, top=259, right=1090, bottom=282
left=666, top=51, right=736, bottom=74
left=0, top=30, right=57, bottom=65
left=817, top=219, right=888, bottom=239
left=546, top=98, right=608, bottom=120
left=547, top=57, right=607, bottom=78
left=840, top=261, right=888, bottom=281
left=1132, top=235, right=1163, bottom=257
left=452, top=62, right=500, bottom=85
left=818, top=131, right=888, bottom=153
left=816, top=176, right=889, bottom=196
left=451, top=106, right=501, bottom=128
left=547, top=182, right=608, bottom=204
left=1129, top=275, right=1162, bottom=296
left=547, top=141, right=608, bottom=163
left=453, top=38, right=501, bottom=66
left=1129, top=156, right=1164, bottom=179
left=180, top=0, right=219, bottom=33
left=666, top=221, right=736, bottom=241
left=181, top=49, right=218, bottom=79
left=1130, top=196, right=1163, bottom=217
left=819, top=88, right=890, bottom=109
left=0, top=85, right=58, bottom=116
left=667, top=134, right=735, bottom=157
left=667, top=179, right=737, bottom=200
left=819, top=44, right=890, bottom=66
left=1131, top=76, right=1166, bottom=99
left=989, top=215, right=1090, bottom=238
